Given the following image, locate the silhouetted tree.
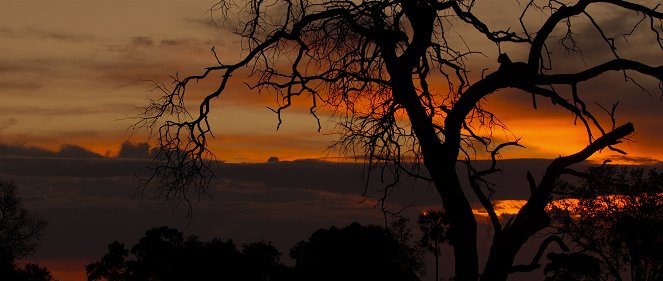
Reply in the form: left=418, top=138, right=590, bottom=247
left=0, top=182, right=53, bottom=281
left=14, top=263, right=57, bottom=281
left=389, top=217, right=425, bottom=277
left=543, top=252, right=602, bottom=281
left=0, top=182, right=46, bottom=260
left=117, top=142, right=150, bottom=159
left=418, top=210, right=450, bottom=281
left=0, top=259, right=57, bottom=281
left=550, top=166, right=663, bottom=281
left=137, top=1, right=663, bottom=280
left=290, top=222, right=422, bottom=281
left=87, top=226, right=287, bottom=281
left=242, top=240, right=286, bottom=281
left=86, top=241, right=129, bottom=281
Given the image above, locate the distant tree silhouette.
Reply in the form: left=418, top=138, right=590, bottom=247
left=0, top=181, right=53, bottom=281
left=418, top=210, right=450, bottom=281
left=117, top=142, right=150, bottom=159
left=86, top=226, right=287, bottom=281
left=86, top=241, right=129, bottom=281
left=550, top=166, right=663, bottom=281
left=136, top=0, right=663, bottom=280
left=14, top=263, right=57, bottom=281
left=289, top=222, right=422, bottom=281
left=242, top=240, right=286, bottom=281
left=128, top=226, right=185, bottom=281
left=543, top=252, right=601, bottom=281
left=0, top=182, right=46, bottom=260
left=388, top=217, right=425, bottom=277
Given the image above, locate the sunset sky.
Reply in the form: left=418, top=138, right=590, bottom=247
left=1, top=1, right=662, bottom=281
left=1, top=0, right=661, bottom=163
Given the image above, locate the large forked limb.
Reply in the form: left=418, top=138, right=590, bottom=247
left=480, top=123, right=634, bottom=281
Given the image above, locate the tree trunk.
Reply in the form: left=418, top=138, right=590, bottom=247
left=435, top=240, right=439, bottom=281
left=388, top=66, right=480, bottom=281
left=480, top=204, right=549, bottom=281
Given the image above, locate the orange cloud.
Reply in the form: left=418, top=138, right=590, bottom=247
left=472, top=200, right=528, bottom=219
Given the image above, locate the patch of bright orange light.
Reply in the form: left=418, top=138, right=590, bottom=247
left=545, top=193, right=663, bottom=215
left=31, top=259, right=87, bottom=281
left=20, top=133, right=131, bottom=158
left=472, top=194, right=661, bottom=221
left=472, top=199, right=528, bottom=218
left=209, top=133, right=332, bottom=163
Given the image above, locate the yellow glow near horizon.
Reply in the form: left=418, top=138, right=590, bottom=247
left=471, top=200, right=528, bottom=218
left=27, top=260, right=87, bottom=281
left=471, top=193, right=663, bottom=223
left=546, top=193, right=663, bottom=214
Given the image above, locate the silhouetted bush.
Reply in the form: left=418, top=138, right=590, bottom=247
left=544, top=252, right=601, bottom=281
left=87, top=226, right=287, bottom=281
left=550, top=166, right=663, bottom=281
left=88, top=221, right=423, bottom=281
left=290, top=222, right=422, bottom=281
left=0, top=181, right=54, bottom=281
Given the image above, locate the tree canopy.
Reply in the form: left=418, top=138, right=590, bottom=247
left=418, top=209, right=450, bottom=281
left=290, top=221, right=423, bottom=281
left=550, top=166, right=663, bottom=281
left=0, top=182, right=46, bottom=260
left=87, top=222, right=423, bottom=281
left=544, top=252, right=602, bottom=281
left=86, top=226, right=287, bottom=281
left=137, top=1, right=663, bottom=280
left=0, top=182, right=53, bottom=281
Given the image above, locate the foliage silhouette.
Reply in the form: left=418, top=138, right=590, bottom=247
left=86, top=241, right=129, bottom=281
left=0, top=181, right=54, bottom=281
left=0, top=181, right=46, bottom=260
left=543, top=252, right=601, bottom=281
left=1, top=251, right=56, bottom=281
left=550, top=166, right=663, bottom=281
left=88, top=222, right=421, bottom=281
left=87, top=226, right=287, bottom=281
left=418, top=210, right=450, bottom=281
left=136, top=0, right=663, bottom=280
left=290, top=221, right=422, bottom=281
left=389, top=217, right=425, bottom=277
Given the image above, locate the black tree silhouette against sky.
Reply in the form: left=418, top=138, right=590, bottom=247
left=550, top=166, right=663, bottom=281
left=137, top=1, right=663, bottom=280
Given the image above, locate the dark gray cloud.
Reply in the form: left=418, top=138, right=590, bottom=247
left=0, top=58, right=54, bottom=75
left=117, top=142, right=150, bottom=159
left=56, top=144, right=104, bottom=158
left=0, top=103, right=137, bottom=117
left=0, top=118, right=17, bottom=131
left=24, top=27, right=94, bottom=42
left=1, top=156, right=392, bottom=263
left=159, top=38, right=194, bottom=47
left=0, top=144, right=103, bottom=159
left=544, top=8, right=661, bottom=72
left=0, top=26, right=93, bottom=42
left=130, top=36, right=155, bottom=47
left=0, top=144, right=54, bottom=158
left=0, top=80, right=43, bottom=92
left=0, top=27, right=12, bottom=38
left=182, top=17, right=219, bottom=29
left=105, top=36, right=205, bottom=54
left=3, top=147, right=659, bottom=280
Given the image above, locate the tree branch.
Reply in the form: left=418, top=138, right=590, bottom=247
left=538, top=59, right=663, bottom=85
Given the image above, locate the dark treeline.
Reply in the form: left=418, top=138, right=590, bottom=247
left=2, top=166, right=663, bottom=281
left=0, top=182, right=54, bottom=281
left=86, top=222, right=423, bottom=281
left=84, top=166, right=663, bottom=281
left=547, top=166, right=663, bottom=281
